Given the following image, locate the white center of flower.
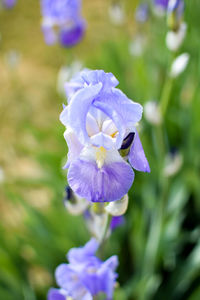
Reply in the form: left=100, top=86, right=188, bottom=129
left=86, top=109, right=118, bottom=139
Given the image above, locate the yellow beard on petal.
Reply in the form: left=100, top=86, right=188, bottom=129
left=96, top=147, right=107, bottom=169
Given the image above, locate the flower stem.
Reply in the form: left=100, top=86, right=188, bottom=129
left=160, top=76, right=174, bottom=118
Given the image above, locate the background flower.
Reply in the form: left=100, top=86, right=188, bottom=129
left=48, top=239, right=118, bottom=300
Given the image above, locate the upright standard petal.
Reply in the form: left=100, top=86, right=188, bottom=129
left=67, top=83, right=103, bottom=144
left=128, top=130, right=150, bottom=173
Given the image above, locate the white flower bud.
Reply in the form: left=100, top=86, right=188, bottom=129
left=170, top=53, right=190, bottom=78
left=129, top=35, right=146, bottom=57
left=85, top=211, right=109, bottom=241
left=166, top=22, right=187, bottom=52
left=105, top=194, right=128, bottom=216
left=144, top=101, right=162, bottom=125
left=163, top=152, right=183, bottom=177
left=109, top=3, right=125, bottom=25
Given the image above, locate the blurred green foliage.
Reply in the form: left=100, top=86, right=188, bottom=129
left=0, top=0, right=200, bottom=299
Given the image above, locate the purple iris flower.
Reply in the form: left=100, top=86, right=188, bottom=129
left=60, top=69, right=150, bottom=203
left=48, top=238, right=118, bottom=300
left=154, top=0, right=169, bottom=9
left=2, top=0, right=16, bottom=9
left=40, top=0, right=86, bottom=47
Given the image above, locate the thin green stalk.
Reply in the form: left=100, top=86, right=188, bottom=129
left=160, top=76, right=174, bottom=118
left=98, top=213, right=112, bottom=257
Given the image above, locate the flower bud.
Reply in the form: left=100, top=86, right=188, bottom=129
left=163, top=150, right=183, bottom=177
left=170, top=53, right=189, bottom=78
left=166, top=22, right=187, bottom=52
left=167, top=0, right=184, bottom=31
left=144, top=101, right=162, bottom=125
left=105, top=194, right=128, bottom=216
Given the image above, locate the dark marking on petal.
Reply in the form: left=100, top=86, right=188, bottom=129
left=120, top=132, right=135, bottom=150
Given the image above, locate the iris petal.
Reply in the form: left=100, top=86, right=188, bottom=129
left=68, top=83, right=103, bottom=144
left=128, top=130, right=150, bottom=172
left=67, top=153, right=134, bottom=202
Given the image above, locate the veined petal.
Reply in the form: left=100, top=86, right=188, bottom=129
left=64, top=129, right=83, bottom=167
left=110, top=88, right=143, bottom=126
left=68, top=83, right=103, bottom=144
left=128, top=130, right=150, bottom=172
left=67, top=149, right=134, bottom=202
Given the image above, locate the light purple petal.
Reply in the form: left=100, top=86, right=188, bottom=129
left=47, top=288, right=68, bottom=300
left=67, top=238, right=99, bottom=264
left=102, top=255, right=119, bottom=272
left=108, top=88, right=143, bottom=126
left=67, top=83, right=103, bottom=144
left=67, top=157, right=134, bottom=202
left=63, top=129, right=83, bottom=167
left=128, top=130, right=150, bottom=172
left=41, top=22, right=57, bottom=45
left=56, top=264, right=91, bottom=299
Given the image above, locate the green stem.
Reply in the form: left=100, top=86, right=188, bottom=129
left=160, top=76, right=174, bottom=118
left=100, top=213, right=112, bottom=246
left=98, top=213, right=112, bottom=258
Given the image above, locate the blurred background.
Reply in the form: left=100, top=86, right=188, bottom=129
left=0, top=0, right=200, bottom=299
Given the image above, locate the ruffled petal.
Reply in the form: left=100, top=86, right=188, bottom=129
left=68, top=83, right=103, bottom=144
left=67, top=238, right=99, bottom=264
left=47, top=288, right=67, bottom=300
left=128, top=130, right=150, bottom=172
left=63, top=129, right=83, bottom=167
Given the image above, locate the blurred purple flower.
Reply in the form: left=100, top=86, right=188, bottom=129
left=110, top=216, right=125, bottom=231
left=135, top=3, right=149, bottom=23
left=154, top=0, right=169, bottom=9
left=2, top=0, right=16, bottom=9
left=48, top=238, right=118, bottom=300
left=60, top=69, right=150, bottom=203
left=40, top=0, right=86, bottom=47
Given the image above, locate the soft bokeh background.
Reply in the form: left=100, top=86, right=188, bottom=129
left=0, top=0, right=200, bottom=299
